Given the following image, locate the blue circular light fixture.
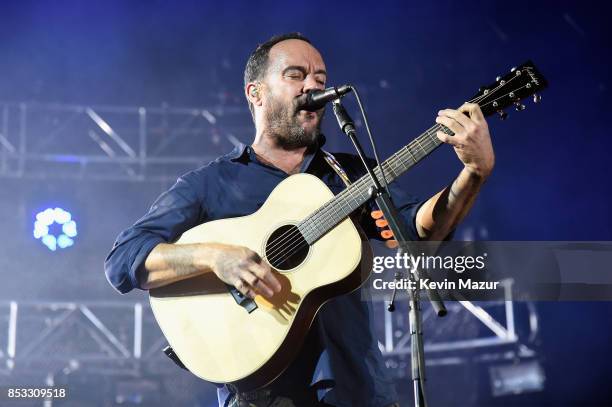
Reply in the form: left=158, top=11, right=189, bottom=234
left=33, top=207, right=77, bottom=251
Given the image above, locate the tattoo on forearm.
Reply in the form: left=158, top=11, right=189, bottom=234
left=159, top=245, right=199, bottom=277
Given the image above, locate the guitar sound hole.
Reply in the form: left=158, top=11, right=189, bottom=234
left=265, top=225, right=309, bottom=271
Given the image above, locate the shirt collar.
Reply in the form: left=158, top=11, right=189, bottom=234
left=228, top=135, right=327, bottom=172
left=228, top=143, right=250, bottom=162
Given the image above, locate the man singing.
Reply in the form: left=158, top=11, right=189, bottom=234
left=105, top=32, right=494, bottom=407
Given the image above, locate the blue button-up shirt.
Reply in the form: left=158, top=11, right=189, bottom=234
left=104, top=142, right=424, bottom=407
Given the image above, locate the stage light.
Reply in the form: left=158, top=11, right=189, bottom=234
left=33, top=207, right=77, bottom=251
left=63, top=221, right=77, bottom=238
left=41, top=234, right=57, bottom=251
left=489, top=361, right=545, bottom=397
left=57, top=234, right=74, bottom=249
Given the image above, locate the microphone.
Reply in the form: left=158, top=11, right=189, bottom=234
left=298, top=85, right=352, bottom=111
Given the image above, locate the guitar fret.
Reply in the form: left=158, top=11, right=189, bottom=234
left=407, top=145, right=418, bottom=163
left=415, top=135, right=428, bottom=157
left=391, top=150, right=408, bottom=174
left=300, top=125, right=444, bottom=243
left=383, top=164, right=397, bottom=180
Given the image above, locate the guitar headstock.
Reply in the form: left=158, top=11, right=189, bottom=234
left=471, top=61, right=548, bottom=120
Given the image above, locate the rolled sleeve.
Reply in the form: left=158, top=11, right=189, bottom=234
left=104, top=232, right=166, bottom=294
left=104, top=173, right=206, bottom=294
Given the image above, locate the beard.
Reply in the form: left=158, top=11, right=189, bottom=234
left=264, top=93, right=323, bottom=150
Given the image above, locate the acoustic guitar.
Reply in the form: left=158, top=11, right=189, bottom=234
left=149, top=62, right=547, bottom=390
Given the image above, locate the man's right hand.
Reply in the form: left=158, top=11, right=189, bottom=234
left=209, top=243, right=282, bottom=299
left=142, top=242, right=281, bottom=299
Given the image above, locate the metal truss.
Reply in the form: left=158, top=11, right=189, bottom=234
left=374, top=279, right=540, bottom=375
left=0, top=300, right=173, bottom=377
left=0, top=283, right=538, bottom=379
left=0, top=101, right=252, bottom=182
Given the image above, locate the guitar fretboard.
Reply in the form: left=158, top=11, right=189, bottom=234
left=298, top=123, right=452, bottom=244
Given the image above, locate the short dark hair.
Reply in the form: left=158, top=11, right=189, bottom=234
left=244, top=32, right=312, bottom=120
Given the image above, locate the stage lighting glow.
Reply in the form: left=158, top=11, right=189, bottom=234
left=54, top=207, right=71, bottom=224
left=36, top=208, right=55, bottom=226
left=57, top=234, right=74, bottom=249
left=62, top=221, right=77, bottom=238
left=41, top=234, right=57, bottom=251
left=490, top=361, right=545, bottom=397
left=33, top=207, right=77, bottom=251
left=33, top=222, right=49, bottom=239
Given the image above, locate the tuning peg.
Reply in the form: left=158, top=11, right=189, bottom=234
left=497, top=110, right=508, bottom=120
left=510, top=66, right=517, bottom=72
left=496, top=76, right=502, bottom=82
left=533, top=94, right=542, bottom=103
left=514, top=101, right=526, bottom=111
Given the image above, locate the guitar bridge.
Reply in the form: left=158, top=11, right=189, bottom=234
left=226, top=284, right=258, bottom=313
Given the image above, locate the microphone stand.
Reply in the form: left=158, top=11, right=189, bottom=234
left=332, top=98, right=446, bottom=407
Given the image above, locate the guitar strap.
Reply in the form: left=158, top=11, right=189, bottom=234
left=321, top=149, right=352, bottom=187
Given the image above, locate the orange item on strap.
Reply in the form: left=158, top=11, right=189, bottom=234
left=370, top=210, right=383, bottom=219
left=375, top=219, right=388, bottom=228
left=385, top=239, right=399, bottom=249
left=380, top=229, right=394, bottom=239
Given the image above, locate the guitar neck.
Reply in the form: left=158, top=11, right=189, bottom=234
left=299, top=123, right=447, bottom=244
left=297, top=61, right=548, bottom=244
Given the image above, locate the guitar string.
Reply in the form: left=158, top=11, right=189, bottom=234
left=264, top=73, right=533, bottom=261
left=263, top=75, right=532, bottom=266
left=263, top=80, right=527, bottom=267
left=264, top=126, right=442, bottom=266
left=264, top=122, right=449, bottom=266
left=265, top=126, right=454, bottom=266
left=263, top=116, right=459, bottom=263
left=262, top=72, right=530, bottom=262
left=262, top=134, right=431, bottom=263
left=262, top=71, right=529, bottom=261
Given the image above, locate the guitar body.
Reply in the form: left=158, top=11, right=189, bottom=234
left=149, top=173, right=372, bottom=391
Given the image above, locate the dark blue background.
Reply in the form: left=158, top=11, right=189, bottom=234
left=0, top=1, right=611, bottom=405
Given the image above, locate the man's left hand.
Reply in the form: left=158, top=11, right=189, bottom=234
left=435, top=103, right=495, bottom=180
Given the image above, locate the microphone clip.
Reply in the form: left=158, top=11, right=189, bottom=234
left=332, top=99, right=356, bottom=136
